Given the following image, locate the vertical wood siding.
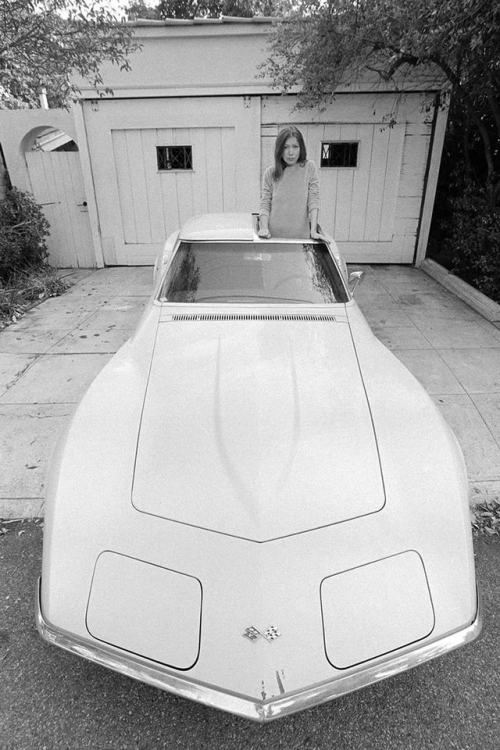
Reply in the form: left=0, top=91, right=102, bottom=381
left=260, top=93, right=434, bottom=263
left=26, top=151, right=94, bottom=267
left=112, top=126, right=235, bottom=252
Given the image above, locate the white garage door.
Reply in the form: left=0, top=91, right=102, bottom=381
left=112, top=126, right=236, bottom=256
left=261, top=94, right=433, bottom=263
left=83, top=97, right=261, bottom=265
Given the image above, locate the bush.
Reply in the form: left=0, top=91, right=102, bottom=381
left=0, top=187, right=50, bottom=282
left=440, top=185, right=500, bottom=304
left=0, top=265, right=69, bottom=327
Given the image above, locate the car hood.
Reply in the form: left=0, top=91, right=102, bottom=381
left=132, top=315, right=385, bottom=540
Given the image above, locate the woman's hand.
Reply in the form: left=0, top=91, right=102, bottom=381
left=310, top=228, right=324, bottom=240
left=258, top=216, right=271, bottom=238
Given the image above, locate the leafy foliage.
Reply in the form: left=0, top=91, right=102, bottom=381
left=444, top=186, right=500, bottom=302
left=0, top=188, right=50, bottom=281
left=0, top=1, right=140, bottom=108
left=0, top=187, right=69, bottom=326
left=0, top=264, right=69, bottom=328
left=132, top=0, right=280, bottom=20
left=428, top=96, right=500, bottom=302
left=472, top=501, right=500, bottom=536
left=263, top=1, right=500, bottom=198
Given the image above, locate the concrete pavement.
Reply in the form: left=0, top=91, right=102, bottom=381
left=1, top=264, right=500, bottom=519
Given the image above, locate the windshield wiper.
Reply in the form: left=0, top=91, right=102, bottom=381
left=194, top=295, right=315, bottom=303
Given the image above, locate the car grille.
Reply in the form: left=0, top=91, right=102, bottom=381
left=170, top=314, right=337, bottom=322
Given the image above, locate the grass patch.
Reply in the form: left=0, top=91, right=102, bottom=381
left=472, top=501, right=500, bottom=537
left=0, top=264, right=69, bottom=328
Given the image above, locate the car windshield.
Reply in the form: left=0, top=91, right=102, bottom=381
left=158, top=241, right=348, bottom=304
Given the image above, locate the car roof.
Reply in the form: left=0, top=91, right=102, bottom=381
left=179, top=213, right=257, bottom=241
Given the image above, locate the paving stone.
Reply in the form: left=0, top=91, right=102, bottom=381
left=394, top=350, right=465, bottom=394
left=0, top=353, right=37, bottom=395
left=372, top=325, right=432, bottom=350
left=377, top=277, right=442, bottom=296
left=0, top=353, right=111, bottom=404
left=437, top=348, right=500, bottom=393
left=357, top=306, right=414, bottom=328
left=399, top=291, right=478, bottom=319
left=49, top=328, right=133, bottom=354
left=0, top=329, right=68, bottom=354
left=433, top=394, right=500, bottom=481
left=68, top=267, right=153, bottom=296
left=470, top=394, right=500, bottom=446
left=410, top=319, right=500, bottom=349
left=0, top=404, right=72, bottom=498
left=11, top=303, right=97, bottom=331
left=76, top=297, right=148, bottom=330
left=369, top=265, right=423, bottom=281
left=0, top=498, right=44, bottom=519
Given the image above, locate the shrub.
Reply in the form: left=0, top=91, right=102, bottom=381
left=0, top=187, right=50, bottom=282
left=0, top=265, right=69, bottom=327
left=441, top=185, right=500, bottom=304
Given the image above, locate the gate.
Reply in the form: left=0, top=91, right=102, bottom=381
left=26, top=151, right=95, bottom=268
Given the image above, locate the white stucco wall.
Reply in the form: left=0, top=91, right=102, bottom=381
left=73, top=21, right=276, bottom=99
left=0, top=108, right=76, bottom=193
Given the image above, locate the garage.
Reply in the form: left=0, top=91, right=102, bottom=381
left=80, top=94, right=261, bottom=264
left=73, top=18, right=447, bottom=266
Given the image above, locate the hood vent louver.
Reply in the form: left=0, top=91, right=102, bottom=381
left=169, top=313, right=337, bottom=322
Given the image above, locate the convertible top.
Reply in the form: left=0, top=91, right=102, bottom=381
left=179, top=213, right=257, bottom=242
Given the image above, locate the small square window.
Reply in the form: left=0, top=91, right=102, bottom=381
left=157, top=145, right=193, bottom=171
left=321, top=142, right=358, bottom=168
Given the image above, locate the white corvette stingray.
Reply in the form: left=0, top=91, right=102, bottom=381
left=37, top=213, right=480, bottom=722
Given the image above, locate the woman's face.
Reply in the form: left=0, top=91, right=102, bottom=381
left=282, top=136, right=300, bottom=166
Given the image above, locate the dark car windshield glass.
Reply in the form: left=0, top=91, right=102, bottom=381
left=158, top=242, right=348, bottom=304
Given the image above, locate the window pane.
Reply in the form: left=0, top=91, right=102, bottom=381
left=157, top=146, right=193, bottom=171
left=321, top=142, right=358, bottom=168
left=159, top=242, right=348, bottom=304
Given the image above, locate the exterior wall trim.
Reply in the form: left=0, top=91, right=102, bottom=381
left=414, top=92, right=449, bottom=266
left=73, top=102, right=104, bottom=268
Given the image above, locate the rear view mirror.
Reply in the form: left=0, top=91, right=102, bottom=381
left=348, top=271, right=364, bottom=295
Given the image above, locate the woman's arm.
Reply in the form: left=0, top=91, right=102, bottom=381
left=307, top=162, right=322, bottom=238
left=258, top=168, right=273, bottom=237
left=309, top=208, right=321, bottom=238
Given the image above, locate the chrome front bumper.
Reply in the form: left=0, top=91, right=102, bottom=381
left=36, top=579, right=481, bottom=723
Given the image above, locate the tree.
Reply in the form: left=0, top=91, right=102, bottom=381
left=155, top=0, right=279, bottom=19
left=0, top=0, right=140, bottom=108
left=125, top=1, right=160, bottom=19
left=262, top=0, right=500, bottom=203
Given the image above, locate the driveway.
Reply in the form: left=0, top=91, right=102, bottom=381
left=0, top=520, right=498, bottom=749
left=0, top=263, right=500, bottom=518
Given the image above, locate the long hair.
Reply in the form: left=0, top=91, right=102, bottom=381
left=272, top=126, right=307, bottom=181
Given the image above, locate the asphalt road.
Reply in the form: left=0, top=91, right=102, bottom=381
left=0, top=521, right=498, bottom=750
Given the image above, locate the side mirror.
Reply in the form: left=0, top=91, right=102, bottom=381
left=348, top=270, right=364, bottom=295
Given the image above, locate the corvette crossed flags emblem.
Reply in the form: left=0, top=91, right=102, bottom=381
left=243, top=625, right=281, bottom=642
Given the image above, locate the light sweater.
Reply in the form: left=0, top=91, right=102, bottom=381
left=259, top=160, right=320, bottom=238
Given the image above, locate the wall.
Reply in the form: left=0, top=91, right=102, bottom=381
left=0, top=109, right=76, bottom=193
left=73, top=21, right=274, bottom=99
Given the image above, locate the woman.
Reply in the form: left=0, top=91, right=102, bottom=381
left=258, top=126, right=321, bottom=239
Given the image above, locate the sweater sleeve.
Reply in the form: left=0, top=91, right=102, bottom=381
left=259, top=167, right=274, bottom=217
left=307, top=161, right=320, bottom=213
